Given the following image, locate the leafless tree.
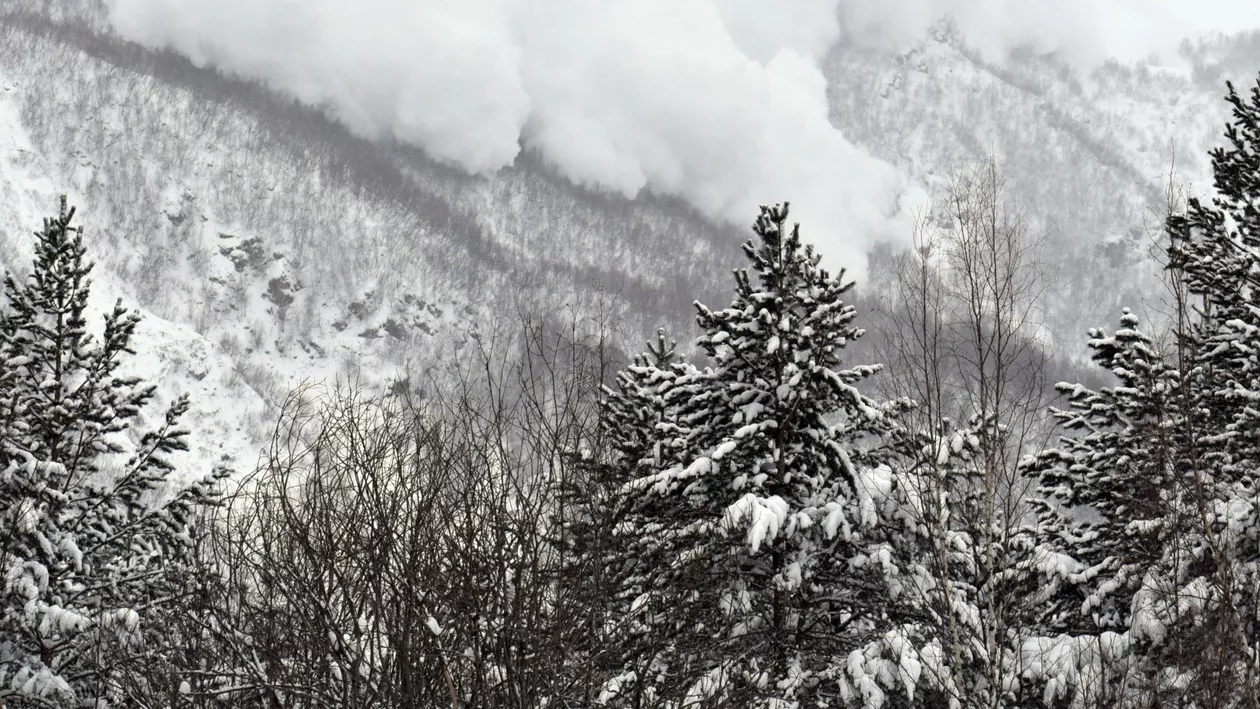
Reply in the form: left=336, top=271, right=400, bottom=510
left=875, top=157, right=1051, bottom=709
left=126, top=309, right=624, bottom=709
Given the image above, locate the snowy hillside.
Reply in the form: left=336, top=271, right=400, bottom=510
left=828, top=29, right=1260, bottom=346
left=0, top=40, right=261, bottom=480
left=0, top=9, right=1257, bottom=474
left=0, top=14, right=745, bottom=475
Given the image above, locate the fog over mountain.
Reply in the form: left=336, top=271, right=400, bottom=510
left=839, top=0, right=1260, bottom=65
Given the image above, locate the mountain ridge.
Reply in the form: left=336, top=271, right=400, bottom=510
left=1, top=10, right=1257, bottom=474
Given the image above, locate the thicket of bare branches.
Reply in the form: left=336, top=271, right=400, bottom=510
left=875, top=158, right=1051, bottom=709
left=110, top=312, right=622, bottom=709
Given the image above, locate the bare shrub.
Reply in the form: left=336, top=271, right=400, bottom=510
left=166, top=310, right=619, bottom=708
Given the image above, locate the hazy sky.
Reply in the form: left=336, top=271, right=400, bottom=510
left=841, top=0, right=1260, bottom=66
left=104, top=1, right=1260, bottom=274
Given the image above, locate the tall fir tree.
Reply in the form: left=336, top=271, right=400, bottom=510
left=1166, top=78, right=1260, bottom=509
left=1019, top=75, right=1260, bottom=708
left=0, top=198, right=222, bottom=706
left=602, top=204, right=906, bottom=707
left=1162, top=75, right=1260, bottom=706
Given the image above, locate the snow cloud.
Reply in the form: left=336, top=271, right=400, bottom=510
left=104, top=0, right=911, bottom=276
left=102, top=0, right=1260, bottom=275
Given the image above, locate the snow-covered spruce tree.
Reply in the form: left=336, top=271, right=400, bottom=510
left=1016, top=77, right=1260, bottom=709
left=1157, top=75, right=1260, bottom=708
left=1026, top=311, right=1181, bottom=635
left=1021, top=310, right=1188, bottom=707
left=554, top=328, right=695, bottom=707
left=1167, top=78, right=1260, bottom=508
left=1166, top=74, right=1260, bottom=706
left=0, top=197, right=222, bottom=707
left=604, top=204, right=906, bottom=707
left=603, top=328, right=690, bottom=472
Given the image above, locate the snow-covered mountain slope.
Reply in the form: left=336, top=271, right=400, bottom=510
left=0, top=11, right=1257, bottom=474
left=0, top=14, right=746, bottom=475
left=0, top=61, right=260, bottom=480
left=828, top=30, right=1260, bottom=345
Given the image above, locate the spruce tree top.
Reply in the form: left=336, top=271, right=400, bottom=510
left=1169, top=78, right=1260, bottom=302
left=1167, top=76, right=1260, bottom=489
left=603, top=203, right=904, bottom=707
left=1025, top=310, right=1179, bottom=633
left=680, top=202, right=884, bottom=500
left=2, top=196, right=154, bottom=481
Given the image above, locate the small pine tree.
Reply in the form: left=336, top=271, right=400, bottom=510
left=1026, top=310, right=1182, bottom=637
left=603, top=327, right=690, bottom=471
left=0, top=198, right=222, bottom=706
left=604, top=204, right=904, bottom=707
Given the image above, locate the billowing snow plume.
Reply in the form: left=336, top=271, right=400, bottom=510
left=102, top=0, right=1258, bottom=274
left=104, top=0, right=914, bottom=275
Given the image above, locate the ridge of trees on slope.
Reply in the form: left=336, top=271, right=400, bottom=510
left=6, top=75, right=1260, bottom=709
left=0, top=12, right=734, bottom=349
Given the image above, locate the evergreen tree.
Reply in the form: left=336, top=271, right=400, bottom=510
left=1019, top=75, right=1260, bottom=707
left=0, top=198, right=222, bottom=706
left=603, top=204, right=904, bottom=707
left=554, top=328, right=694, bottom=707
left=1025, top=311, right=1182, bottom=637
left=1162, top=75, right=1260, bottom=707
left=1167, top=78, right=1260, bottom=510
left=603, top=328, right=691, bottom=472
left=1020, top=311, right=1189, bottom=706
